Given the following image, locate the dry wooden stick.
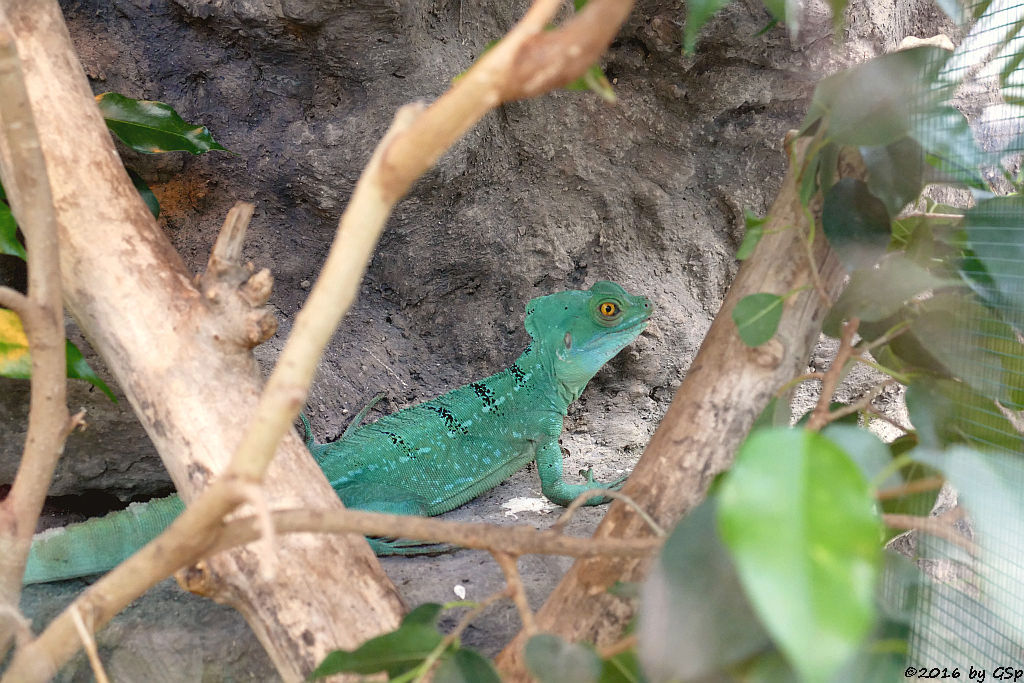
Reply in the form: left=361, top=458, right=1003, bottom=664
left=494, top=552, right=537, bottom=638
left=882, top=513, right=977, bottom=554
left=551, top=488, right=666, bottom=536
left=875, top=476, right=945, bottom=501
left=806, top=317, right=860, bottom=431
left=206, top=507, right=662, bottom=559
left=70, top=606, right=110, bottom=683
left=597, top=633, right=637, bottom=659
left=0, top=30, right=70, bottom=655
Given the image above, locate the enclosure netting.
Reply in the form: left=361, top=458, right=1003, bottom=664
left=897, top=0, right=1024, bottom=672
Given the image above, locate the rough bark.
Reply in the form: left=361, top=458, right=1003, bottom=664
left=496, top=136, right=851, bottom=677
left=0, top=2, right=404, bottom=680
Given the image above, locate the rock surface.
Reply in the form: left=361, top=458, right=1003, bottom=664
left=1, top=0, right=954, bottom=678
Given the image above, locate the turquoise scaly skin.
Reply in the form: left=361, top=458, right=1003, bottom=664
left=23, top=281, right=652, bottom=583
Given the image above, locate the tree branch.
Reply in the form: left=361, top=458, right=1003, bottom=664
left=0, top=29, right=70, bottom=655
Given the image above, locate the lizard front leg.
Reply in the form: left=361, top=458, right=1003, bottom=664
left=534, top=439, right=627, bottom=507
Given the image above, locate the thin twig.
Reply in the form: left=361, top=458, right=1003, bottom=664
left=806, top=318, right=860, bottom=431
left=826, top=379, right=898, bottom=422
left=853, top=319, right=910, bottom=356
left=551, top=488, right=665, bottom=536
left=863, top=407, right=912, bottom=434
left=493, top=552, right=536, bottom=637
left=774, top=371, right=825, bottom=398
left=0, top=286, right=31, bottom=316
left=876, top=476, right=945, bottom=501
left=597, top=633, right=637, bottom=659
left=0, top=29, right=70, bottom=650
left=882, top=513, right=977, bottom=554
left=207, top=507, right=662, bottom=559
left=70, top=606, right=110, bottom=683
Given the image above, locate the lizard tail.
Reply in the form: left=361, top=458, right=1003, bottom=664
left=23, top=494, right=185, bottom=585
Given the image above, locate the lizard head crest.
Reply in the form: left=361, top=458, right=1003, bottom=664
left=524, top=281, right=652, bottom=398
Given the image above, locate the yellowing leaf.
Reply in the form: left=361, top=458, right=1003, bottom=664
left=0, top=308, right=31, bottom=379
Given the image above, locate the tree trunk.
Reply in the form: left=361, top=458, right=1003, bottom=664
left=0, top=2, right=404, bottom=679
left=496, top=136, right=850, bottom=678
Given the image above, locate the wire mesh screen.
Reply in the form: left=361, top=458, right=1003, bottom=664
left=902, top=0, right=1024, bottom=673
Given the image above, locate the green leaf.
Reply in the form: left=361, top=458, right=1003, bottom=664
left=717, top=428, right=882, bottom=682
left=638, top=499, right=770, bottom=681
left=822, top=255, right=952, bottom=337
left=126, top=168, right=160, bottom=218
left=525, top=634, right=602, bottom=683
left=736, top=210, right=767, bottom=260
left=683, top=0, right=731, bottom=54
left=0, top=199, right=26, bottom=260
left=434, top=648, right=501, bottom=683
left=906, top=378, right=1023, bottom=454
left=0, top=308, right=31, bottom=379
left=96, top=92, right=227, bottom=155
left=600, top=650, right=647, bottom=683
left=0, top=310, right=116, bottom=401
left=910, top=105, right=988, bottom=189
left=822, top=178, right=892, bottom=272
left=962, top=196, right=1024, bottom=314
left=802, top=46, right=950, bottom=146
left=65, top=340, right=117, bottom=402
left=565, top=64, right=616, bottom=103
left=861, top=137, right=924, bottom=217
left=917, top=447, right=1024, bottom=645
left=732, top=293, right=784, bottom=347
left=310, top=603, right=444, bottom=679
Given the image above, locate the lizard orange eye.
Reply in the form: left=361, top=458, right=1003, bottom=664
left=599, top=302, right=618, bottom=317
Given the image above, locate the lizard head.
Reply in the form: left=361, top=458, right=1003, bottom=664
left=524, top=280, right=652, bottom=395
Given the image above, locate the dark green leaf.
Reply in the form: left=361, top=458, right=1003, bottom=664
left=683, top=0, right=731, bottom=54
left=126, top=168, right=160, bottom=218
left=638, top=499, right=770, bottom=681
left=434, top=648, right=501, bottom=683
left=802, top=47, right=950, bottom=146
left=917, top=447, right=1024, bottom=643
left=0, top=309, right=117, bottom=401
left=823, top=255, right=952, bottom=337
left=734, top=649, right=798, bottom=682
left=0, top=200, right=25, bottom=260
left=732, top=293, right=783, bottom=346
left=525, top=634, right=602, bottom=683
left=600, top=650, right=647, bottom=683
left=310, top=603, right=444, bottom=679
left=861, top=137, right=924, bottom=216
left=819, top=141, right=840, bottom=192
left=96, top=92, right=227, bottom=155
left=736, top=210, right=767, bottom=260
left=910, top=105, right=988, bottom=189
left=0, top=308, right=31, bottom=379
left=718, top=428, right=882, bottom=682
left=66, top=340, right=117, bottom=402
left=962, top=196, right=1024, bottom=314
left=906, top=378, right=1023, bottom=454
left=822, top=178, right=892, bottom=271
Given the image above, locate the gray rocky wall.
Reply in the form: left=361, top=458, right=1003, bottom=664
left=1, top=0, right=954, bottom=678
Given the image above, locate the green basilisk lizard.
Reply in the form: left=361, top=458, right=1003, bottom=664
left=23, top=281, right=652, bottom=583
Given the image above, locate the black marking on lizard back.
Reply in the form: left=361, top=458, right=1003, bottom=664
left=380, top=430, right=415, bottom=458
left=425, top=404, right=468, bottom=436
left=509, top=363, right=527, bottom=387
left=471, top=381, right=495, bottom=410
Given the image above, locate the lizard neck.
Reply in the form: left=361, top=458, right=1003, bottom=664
left=513, top=342, right=582, bottom=415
